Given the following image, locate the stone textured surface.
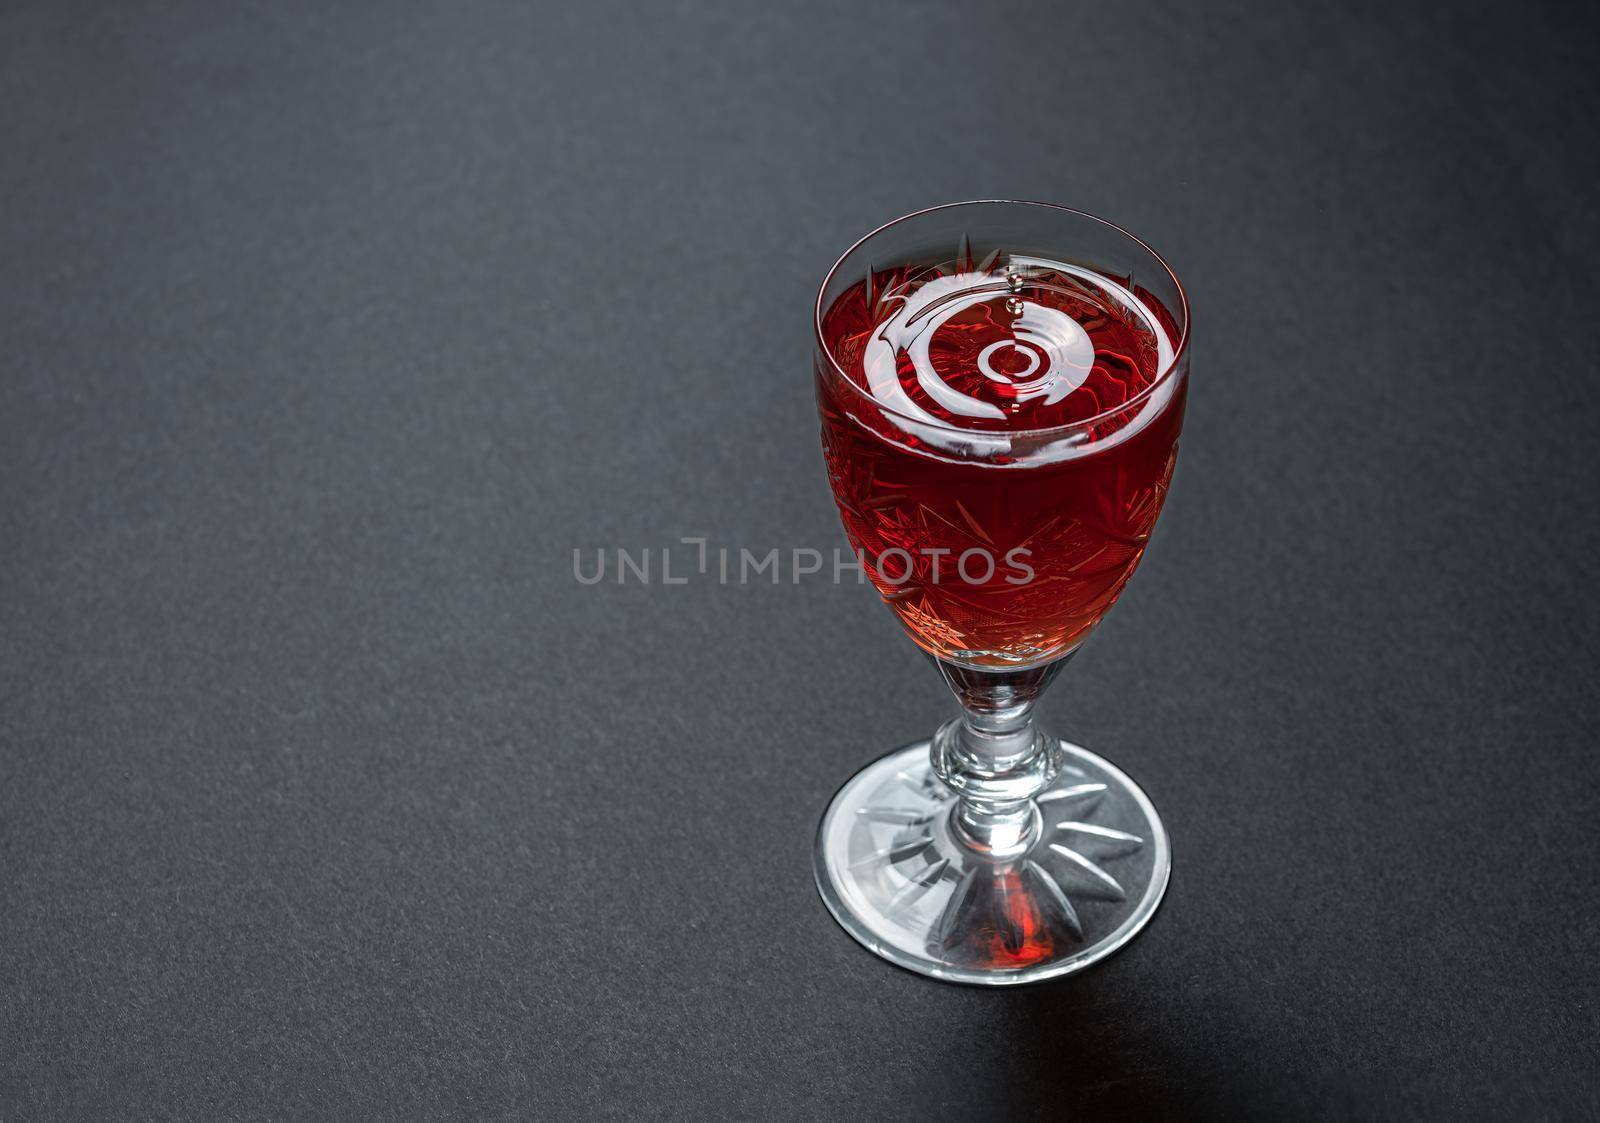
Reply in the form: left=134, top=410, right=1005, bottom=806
left=2, top=1, right=1596, bottom=1117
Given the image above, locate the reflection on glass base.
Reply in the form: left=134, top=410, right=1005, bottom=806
left=814, top=739, right=1169, bottom=986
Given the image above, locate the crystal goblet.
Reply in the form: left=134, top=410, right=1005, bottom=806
left=813, top=200, right=1190, bottom=984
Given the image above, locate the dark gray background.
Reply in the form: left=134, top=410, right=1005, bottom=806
left=2, top=0, right=1597, bottom=1118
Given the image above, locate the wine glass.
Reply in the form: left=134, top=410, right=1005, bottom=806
left=812, top=201, right=1190, bottom=984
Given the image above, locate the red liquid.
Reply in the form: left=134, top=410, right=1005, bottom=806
left=817, top=256, right=1185, bottom=666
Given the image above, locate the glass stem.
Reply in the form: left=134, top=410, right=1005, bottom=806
left=930, top=656, right=1071, bottom=859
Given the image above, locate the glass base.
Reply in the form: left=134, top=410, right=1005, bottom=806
left=814, top=739, right=1169, bottom=986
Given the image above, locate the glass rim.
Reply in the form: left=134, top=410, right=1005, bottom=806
left=813, top=199, right=1192, bottom=441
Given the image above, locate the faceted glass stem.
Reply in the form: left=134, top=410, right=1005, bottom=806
left=814, top=646, right=1170, bottom=984
left=930, top=657, right=1070, bottom=859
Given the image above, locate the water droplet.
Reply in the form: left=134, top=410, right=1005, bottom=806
left=1006, top=296, right=1025, bottom=316
left=1006, top=269, right=1026, bottom=293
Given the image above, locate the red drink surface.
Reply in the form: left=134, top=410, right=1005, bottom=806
left=817, top=255, right=1186, bottom=666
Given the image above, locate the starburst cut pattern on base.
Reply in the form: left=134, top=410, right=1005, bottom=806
left=848, top=760, right=1146, bottom=966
